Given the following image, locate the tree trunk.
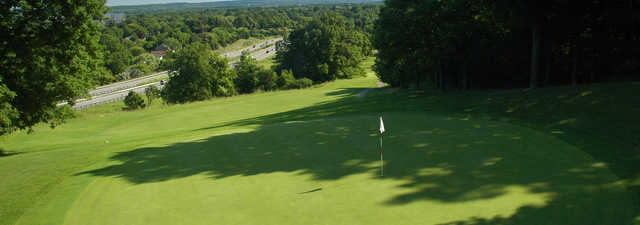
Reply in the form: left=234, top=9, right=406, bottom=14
left=590, top=50, right=597, bottom=83
left=461, top=60, right=469, bottom=90
left=415, top=57, right=420, bottom=89
left=543, top=37, right=552, bottom=87
left=439, top=62, right=446, bottom=92
left=571, top=39, right=582, bottom=86
left=530, top=21, right=541, bottom=88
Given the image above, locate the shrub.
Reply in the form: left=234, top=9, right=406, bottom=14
left=124, top=91, right=145, bottom=110
left=130, top=46, right=146, bottom=57
left=258, top=70, right=278, bottom=91
left=288, top=78, right=313, bottom=89
left=277, top=69, right=295, bottom=89
left=234, top=52, right=261, bottom=94
left=144, top=85, right=160, bottom=106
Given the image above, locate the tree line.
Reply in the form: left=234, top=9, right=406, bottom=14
left=0, top=1, right=379, bottom=135
left=100, top=4, right=380, bottom=85
left=160, top=12, right=371, bottom=104
left=374, top=0, right=640, bottom=90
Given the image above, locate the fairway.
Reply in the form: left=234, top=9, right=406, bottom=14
left=1, top=67, right=638, bottom=225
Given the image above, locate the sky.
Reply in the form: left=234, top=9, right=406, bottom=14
left=106, top=0, right=233, bottom=6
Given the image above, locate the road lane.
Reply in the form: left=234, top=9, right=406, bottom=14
left=68, top=37, right=283, bottom=110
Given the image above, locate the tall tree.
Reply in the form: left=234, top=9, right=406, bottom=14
left=0, top=0, right=106, bottom=135
left=161, top=42, right=235, bottom=103
left=234, top=52, right=261, bottom=94
left=275, top=12, right=370, bottom=83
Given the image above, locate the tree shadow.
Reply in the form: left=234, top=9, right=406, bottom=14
left=75, top=83, right=640, bottom=224
left=324, top=88, right=367, bottom=97
left=0, top=148, right=20, bottom=157
left=80, top=111, right=638, bottom=224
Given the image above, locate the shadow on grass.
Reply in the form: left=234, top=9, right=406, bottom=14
left=80, top=84, right=640, bottom=224
left=0, top=148, right=20, bottom=157
left=324, top=88, right=367, bottom=97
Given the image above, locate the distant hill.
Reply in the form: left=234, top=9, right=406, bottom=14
left=109, top=0, right=384, bottom=14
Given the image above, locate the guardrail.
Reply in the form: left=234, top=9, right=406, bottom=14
left=73, top=83, right=164, bottom=110
left=89, top=71, right=168, bottom=96
left=69, top=37, right=283, bottom=110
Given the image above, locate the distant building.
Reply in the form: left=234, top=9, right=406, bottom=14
left=150, top=50, right=168, bottom=60
left=103, top=13, right=126, bottom=26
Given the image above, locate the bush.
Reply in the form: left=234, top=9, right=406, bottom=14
left=130, top=46, right=146, bottom=57
left=277, top=69, right=295, bottom=89
left=258, top=70, right=278, bottom=91
left=124, top=91, right=145, bottom=110
left=288, top=78, right=313, bottom=89
left=144, top=85, right=160, bottom=106
left=234, top=52, right=261, bottom=94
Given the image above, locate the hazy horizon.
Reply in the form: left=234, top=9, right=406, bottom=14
left=106, top=0, right=233, bottom=6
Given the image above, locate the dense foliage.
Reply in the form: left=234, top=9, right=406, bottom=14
left=109, top=0, right=383, bottom=14
left=161, top=43, right=236, bottom=103
left=233, top=53, right=263, bottom=94
left=0, top=0, right=106, bottom=135
left=374, top=0, right=640, bottom=90
left=144, top=85, right=161, bottom=106
left=0, top=3, right=380, bottom=134
left=275, top=12, right=372, bottom=82
left=124, top=91, right=146, bottom=110
left=98, top=4, right=380, bottom=85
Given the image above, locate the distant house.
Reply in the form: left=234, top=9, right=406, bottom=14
left=150, top=50, right=169, bottom=60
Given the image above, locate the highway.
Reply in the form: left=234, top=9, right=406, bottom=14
left=229, top=45, right=277, bottom=68
left=65, top=37, right=282, bottom=110
left=89, top=71, right=168, bottom=96
left=71, top=82, right=164, bottom=110
left=222, top=37, right=282, bottom=59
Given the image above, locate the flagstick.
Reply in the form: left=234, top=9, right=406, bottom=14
left=380, top=134, right=383, bottom=177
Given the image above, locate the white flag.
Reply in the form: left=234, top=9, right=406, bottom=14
left=379, top=117, right=385, bottom=134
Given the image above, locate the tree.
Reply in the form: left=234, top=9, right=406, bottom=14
left=0, top=81, right=19, bottom=134
left=161, top=42, right=235, bottom=104
left=275, top=12, right=370, bottom=83
left=130, top=46, right=146, bottom=57
left=374, top=0, right=637, bottom=90
left=124, top=91, right=145, bottom=110
left=234, top=52, right=261, bottom=93
left=131, top=53, right=161, bottom=74
left=0, top=0, right=106, bottom=135
left=257, top=70, right=278, bottom=91
left=374, top=0, right=529, bottom=90
left=277, top=69, right=296, bottom=89
left=144, top=85, right=161, bottom=106
left=106, top=49, right=131, bottom=75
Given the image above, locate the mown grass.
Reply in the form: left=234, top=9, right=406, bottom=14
left=1, top=58, right=638, bottom=225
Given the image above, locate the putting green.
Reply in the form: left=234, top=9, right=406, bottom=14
left=16, top=113, right=635, bottom=225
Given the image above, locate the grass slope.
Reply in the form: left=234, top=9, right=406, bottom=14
left=1, top=58, right=638, bottom=225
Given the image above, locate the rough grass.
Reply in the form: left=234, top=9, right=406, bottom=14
left=1, top=58, right=639, bottom=225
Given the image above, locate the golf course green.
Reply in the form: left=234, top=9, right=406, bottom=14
left=1, top=59, right=639, bottom=225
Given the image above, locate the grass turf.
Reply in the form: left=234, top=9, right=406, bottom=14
left=1, top=58, right=639, bottom=225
